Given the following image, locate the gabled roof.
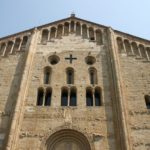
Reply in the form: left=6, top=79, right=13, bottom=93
left=0, top=14, right=150, bottom=43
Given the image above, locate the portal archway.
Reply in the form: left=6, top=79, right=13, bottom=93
left=46, top=129, right=91, bottom=150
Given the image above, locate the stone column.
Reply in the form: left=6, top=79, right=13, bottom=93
left=145, top=47, right=149, bottom=60
left=87, top=27, right=90, bottom=39
left=93, top=30, right=96, bottom=40
left=48, top=29, right=51, bottom=41
left=137, top=45, right=142, bottom=57
left=81, top=24, right=83, bottom=36
left=10, top=42, right=15, bottom=54
left=2, top=43, right=7, bottom=56
left=130, top=42, right=134, bottom=55
left=92, top=88, right=95, bottom=106
left=18, top=38, right=23, bottom=51
left=63, top=24, right=65, bottom=35
left=122, top=41, right=126, bottom=53
left=54, top=27, right=57, bottom=38
left=74, top=22, right=76, bottom=34
left=69, top=22, right=71, bottom=33
left=146, top=48, right=150, bottom=60
left=68, top=88, right=70, bottom=106
left=43, top=89, right=46, bottom=106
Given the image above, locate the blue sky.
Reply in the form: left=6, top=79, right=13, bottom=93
left=0, top=0, right=150, bottom=40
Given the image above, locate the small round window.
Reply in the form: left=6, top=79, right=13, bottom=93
left=48, top=55, right=60, bottom=65
left=85, top=56, right=96, bottom=65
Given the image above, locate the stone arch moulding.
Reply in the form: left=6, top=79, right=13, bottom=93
left=40, top=126, right=95, bottom=150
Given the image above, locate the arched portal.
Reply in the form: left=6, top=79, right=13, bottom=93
left=46, top=129, right=91, bottom=150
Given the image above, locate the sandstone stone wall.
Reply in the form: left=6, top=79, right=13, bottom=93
left=17, top=33, right=116, bottom=150
left=0, top=17, right=149, bottom=150
left=115, top=32, right=150, bottom=150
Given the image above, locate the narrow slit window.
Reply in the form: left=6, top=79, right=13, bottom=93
left=76, top=22, right=81, bottom=35
left=50, top=27, right=56, bottom=39
left=71, top=21, right=74, bottom=33
left=86, top=89, right=93, bottom=106
left=89, top=68, right=97, bottom=85
left=45, top=88, right=52, bottom=106
left=89, top=27, right=95, bottom=41
left=57, top=25, right=63, bottom=38
left=61, top=88, right=68, bottom=106
left=96, top=29, right=103, bottom=45
left=44, top=67, right=51, bottom=84
left=41, top=30, right=48, bottom=43
left=0, top=43, right=6, bottom=55
left=95, top=88, right=101, bottom=106
left=70, top=88, right=77, bottom=106
left=64, top=22, right=69, bottom=36
left=66, top=68, right=74, bottom=84
left=82, top=24, right=87, bottom=39
left=21, top=36, right=28, bottom=50
left=37, top=88, right=44, bottom=106
left=145, top=95, right=150, bottom=109
left=117, top=37, right=124, bottom=53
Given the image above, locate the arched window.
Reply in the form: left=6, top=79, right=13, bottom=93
left=124, top=40, right=132, bottom=55
left=70, top=21, right=74, bottom=33
left=145, top=95, right=150, bottom=109
left=131, top=42, right=140, bottom=57
left=66, top=68, right=74, bottom=84
left=139, top=44, right=147, bottom=59
left=61, top=87, right=68, bottom=106
left=89, top=67, right=97, bottom=85
left=21, top=36, right=28, bottom=50
left=44, top=67, right=51, bottom=84
left=37, top=88, right=44, bottom=106
left=70, top=87, right=77, bottom=106
left=5, top=41, right=13, bottom=56
left=64, top=22, right=69, bottom=36
left=82, top=24, right=87, bottom=39
left=95, top=29, right=103, bottom=45
left=57, top=24, right=63, bottom=38
left=45, top=88, right=52, bottom=106
left=0, top=43, right=6, bottom=55
left=50, top=27, right=56, bottom=39
left=117, top=37, right=124, bottom=53
left=95, top=87, right=101, bottom=106
left=76, top=22, right=81, bottom=36
left=13, top=38, right=21, bottom=53
left=86, top=88, right=93, bottom=106
left=89, top=27, right=95, bottom=41
left=41, top=29, right=49, bottom=44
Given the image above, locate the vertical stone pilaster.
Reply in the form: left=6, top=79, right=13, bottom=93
left=4, top=28, right=39, bottom=150
left=106, top=28, right=131, bottom=150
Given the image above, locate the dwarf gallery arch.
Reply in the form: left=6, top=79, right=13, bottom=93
left=46, top=129, right=91, bottom=150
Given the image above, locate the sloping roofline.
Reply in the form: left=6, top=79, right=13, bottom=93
left=0, top=16, right=149, bottom=43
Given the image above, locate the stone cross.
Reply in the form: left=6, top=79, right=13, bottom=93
left=65, top=54, right=77, bottom=64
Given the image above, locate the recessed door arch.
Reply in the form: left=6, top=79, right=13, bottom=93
left=46, top=129, right=91, bottom=150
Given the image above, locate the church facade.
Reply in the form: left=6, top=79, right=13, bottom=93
left=0, top=14, right=150, bottom=150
